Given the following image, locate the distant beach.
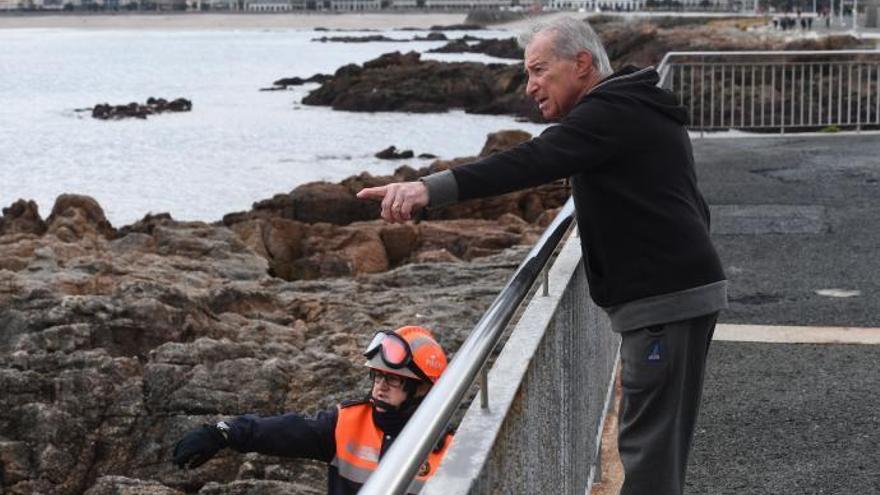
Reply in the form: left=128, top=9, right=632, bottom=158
left=0, top=12, right=473, bottom=30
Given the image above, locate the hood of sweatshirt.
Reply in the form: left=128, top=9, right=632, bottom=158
left=585, top=65, right=688, bottom=125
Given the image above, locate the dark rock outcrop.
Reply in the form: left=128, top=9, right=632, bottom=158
left=90, top=97, right=192, bottom=120
left=414, top=32, right=448, bottom=41
left=46, top=194, right=116, bottom=242
left=261, top=74, right=331, bottom=91
left=428, top=37, right=524, bottom=59
left=301, top=51, right=541, bottom=121
left=428, top=23, right=484, bottom=31
left=0, top=199, right=47, bottom=236
left=375, top=145, right=414, bottom=160
left=312, top=34, right=402, bottom=42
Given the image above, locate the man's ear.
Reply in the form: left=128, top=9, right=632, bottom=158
left=575, top=51, right=594, bottom=78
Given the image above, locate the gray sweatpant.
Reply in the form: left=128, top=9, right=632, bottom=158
left=617, top=312, right=719, bottom=495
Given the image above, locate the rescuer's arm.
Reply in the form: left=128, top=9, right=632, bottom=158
left=172, top=408, right=338, bottom=469
left=225, top=409, right=338, bottom=462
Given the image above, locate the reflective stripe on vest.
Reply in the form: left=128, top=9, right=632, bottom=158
left=330, top=403, right=451, bottom=494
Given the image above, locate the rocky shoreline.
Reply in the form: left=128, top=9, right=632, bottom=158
left=2, top=17, right=871, bottom=495
left=298, top=18, right=865, bottom=123
left=0, top=130, right=563, bottom=495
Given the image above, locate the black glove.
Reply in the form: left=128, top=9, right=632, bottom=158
left=172, top=424, right=228, bottom=469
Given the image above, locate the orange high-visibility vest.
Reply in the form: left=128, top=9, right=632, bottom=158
left=330, top=402, right=452, bottom=494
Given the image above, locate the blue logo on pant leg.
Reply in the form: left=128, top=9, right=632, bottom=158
left=647, top=339, right=663, bottom=363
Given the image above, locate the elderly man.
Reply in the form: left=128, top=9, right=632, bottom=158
left=357, top=17, right=726, bottom=495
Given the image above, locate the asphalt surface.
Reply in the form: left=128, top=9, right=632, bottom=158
left=688, top=341, right=880, bottom=495
left=683, top=134, right=880, bottom=494
left=694, top=133, right=880, bottom=328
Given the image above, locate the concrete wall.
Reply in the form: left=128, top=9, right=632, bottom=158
left=423, top=233, right=620, bottom=495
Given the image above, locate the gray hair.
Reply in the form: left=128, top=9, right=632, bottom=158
left=518, top=16, right=613, bottom=77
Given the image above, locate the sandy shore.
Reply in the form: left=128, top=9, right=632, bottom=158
left=0, top=12, right=473, bottom=30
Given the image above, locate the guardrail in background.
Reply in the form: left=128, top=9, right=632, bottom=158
left=657, top=50, right=880, bottom=133
left=359, top=198, right=581, bottom=495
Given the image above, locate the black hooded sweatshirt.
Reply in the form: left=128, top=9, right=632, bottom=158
left=424, top=66, right=727, bottom=331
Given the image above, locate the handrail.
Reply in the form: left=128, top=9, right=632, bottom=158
left=657, top=49, right=880, bottom=82
left=656, top=50, right=880, bottom=132
left=358, top=197, right=576, bottom=495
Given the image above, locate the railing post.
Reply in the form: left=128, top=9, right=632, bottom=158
left=542, top=265, right=550, bottom=297
left=480, top=365, right=489, bottom=409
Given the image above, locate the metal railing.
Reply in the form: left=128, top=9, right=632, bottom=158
left=657, top=50, right=880, bottom=133
left=421, top=231, right=619, bottom=495
left=359, top=198, right=576, bottom=495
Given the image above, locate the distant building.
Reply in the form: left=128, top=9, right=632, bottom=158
left=0, top=0, right=20, bottom=8
left=421, top=0, right=514, bottom=8
left=328, top=0, right=380, bottom=10
left=246, top=0, right=292, bottom=10
left=548, top=0, right=645, bottom=9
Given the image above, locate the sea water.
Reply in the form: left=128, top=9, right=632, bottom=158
left=0, top=27, right=546, bottom=225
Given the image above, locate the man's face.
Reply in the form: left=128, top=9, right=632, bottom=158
left=371, top=370, right=409, bottom=409
left=524, top=32, right=590, bottom=121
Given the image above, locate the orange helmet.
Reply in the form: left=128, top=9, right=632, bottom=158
left=363, top=326, right=448, bottom=383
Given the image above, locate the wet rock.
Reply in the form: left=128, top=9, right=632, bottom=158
left=90, top=98, right=192, bottom=120
left=375, top=145, right=415, bottom=160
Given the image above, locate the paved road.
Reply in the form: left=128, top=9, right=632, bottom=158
left=685, top=134, right=880, bottom=494
left=688, top=341, right=880, bottom=494
left=694, top=133, right=880, bottom=328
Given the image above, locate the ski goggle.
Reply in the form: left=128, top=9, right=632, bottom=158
left=364, top=331, right=430, bottom=381
left=364, top=331, right=412, bottom=369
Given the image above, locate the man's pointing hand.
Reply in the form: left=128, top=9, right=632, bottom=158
left=357, top=181, right=429, bottom=224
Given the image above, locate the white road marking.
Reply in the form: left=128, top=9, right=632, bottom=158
left=715, top=323, right=880, bottom=345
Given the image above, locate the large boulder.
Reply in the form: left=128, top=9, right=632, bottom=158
left=249, top=182, right=378, bottom=226
left=478, top=129, right=532, bottom=157
left=0, top=199, right=47, bottom=236
left=45, top=194, right=115, bottom=242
